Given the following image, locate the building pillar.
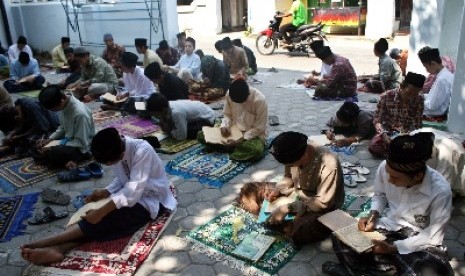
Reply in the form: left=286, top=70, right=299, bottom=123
left=365, top=0, right=395, bottom=40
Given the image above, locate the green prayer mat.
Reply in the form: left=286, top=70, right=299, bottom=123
left=342, top=193, right=372, bottom=218
left=157, top=138, right=198, bottom=154
left=18, top=90, right=41, bottom=98
left=187, top=206, right=297, bottom=276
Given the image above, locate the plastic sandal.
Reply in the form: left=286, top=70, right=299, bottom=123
left=341, top=162, right=354, bottom=168
left=28, top=206, right=68, bottom=225
left=41, top=188, right=71, bottom=205
left=72, top=190, right=93, bottom=209
left=344, top=174, right=357, bottom=188
left=269, top=115, right=280, bottom=126
left=349, top=173, right=367, bottom=183
left=57, top=167, right=92, bottom=183
left=87, top=162, right=104, bottom=178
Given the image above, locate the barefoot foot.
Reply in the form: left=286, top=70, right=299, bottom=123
left=22, top=247, right=65, bottom=265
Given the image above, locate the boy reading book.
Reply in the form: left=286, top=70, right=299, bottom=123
left=21, top=128, right=177, bottom=265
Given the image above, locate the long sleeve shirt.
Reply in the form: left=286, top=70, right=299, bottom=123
left=423, top=68, right=454, bottom=116
left=79, top=55, right=118, bottom=86
left=121, top=66, right=155, bottom=99
left=106, top=137, right=177, bottom=219
left=9, top=58, right=41, bottom=80
left=49, top=95, right=95, bottom=153
left=102, top=43, right=125, bottom=67
left=373, top=88, right=424, bottom=133
left=143, top=49, right=163, bottom=68
left=169, top=100, right=216, bottom=140
left=322, top=55, right=357, bottom=95
left=221, top=87, right=267, bottom=140
left=371, top=161, right=452, bottom=254
left=51, top=44, right=68, bottom=68
left=222, top=46, right=249, bottom=75
left=156, top=47, right=179, bottom=66
left=7, top=44, right=33, bottom=63
left=173, top=53, right=201, bottom=78
left=378, top=54, right=402, bottom=90
left=158, top=73, right=189, bottom=101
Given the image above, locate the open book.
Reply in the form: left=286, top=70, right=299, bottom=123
left=44, top=140, right=60, bottom=148
left=202, top=125, right=243, bottom=145
left=67, top=198, right=112, bottom=226
left=308, top=134, right=345, bottom=146
left=257, top=194, right=297, bottom=224
left=232, top=231, right=275, bottom=262
left=318, top=209, right=386, bottom=253
left=101, top=92, right=127, bottom=103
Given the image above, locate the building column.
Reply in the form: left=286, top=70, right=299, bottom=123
left=447, top=4, right=465, bottom=134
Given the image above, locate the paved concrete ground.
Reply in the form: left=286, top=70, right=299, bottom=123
left=1, top=34, right=465, bottom=276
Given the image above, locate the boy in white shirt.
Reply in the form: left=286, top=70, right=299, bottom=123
left=21, top=127, right=177, bottom=265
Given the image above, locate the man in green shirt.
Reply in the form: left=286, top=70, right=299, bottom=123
left=278, top=0, right=307, bottom=46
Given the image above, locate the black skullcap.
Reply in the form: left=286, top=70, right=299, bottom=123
left=18, top=52, right=30, bottom=64
left=91, top=127, right=123, bottom=164
left=121, top=52, right=138, bottom=67
left=214, top=40, right=223, bottom=52
left=135, top=38, right=147, bottom=47
left=270, top=131, right=308, bottom=164
left=159, top=40, right=169, bottom=50
left=229, top=79, right=249, bottom=103
left=61, top=37, right=70, bottom=44
left=232, top=38, right=243, bottom=47
left=310, top=40, right=324, bottom=52
left=74, top=46, right=89, bottom=56
left=404, top=72, right=426, bottom=89
left=387, top=132, right=434, bottom=173
left=374, top=38, right=389, bottom=54
left=418, top=48, right=440, bottom=63
left=336, top=102, right=360, bottom=123
left=222, top=37, right=234, bottom=50
left=315, top=46, right=332, bottom=60
left=63, top=47, right=74, bottom=54
left=17, top=36, right=27, bottom=45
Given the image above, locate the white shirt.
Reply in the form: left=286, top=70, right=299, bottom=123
left=7, top=44, right=33, bottom=63
left=371, top=161, right=452, bottom=254
left=424, top=68, right=454, bottom=116
left=321, top=62, right=333, bottom=77
left=173, top=53, right=201, bottom=78
left=121, top=66, right=155, bottom=99
left=221, top=87, right=268, bottom=140
left=106, top=137, right=177, bottom=219
left=170, top=100, right=216, bottom=140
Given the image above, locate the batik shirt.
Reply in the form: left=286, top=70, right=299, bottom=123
left=322, top=55, right=357, bottom=95
left=378, top=54, right=402, bottom=90
left=371, top=161, right=452, bottom=254
left=373, top=88, right=424, bottom=133
left=102, top=43, right=125, bottom=67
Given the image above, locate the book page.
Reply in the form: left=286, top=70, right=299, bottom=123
left=67, top=198, right=112, bottom=226
left=101, top=92, right=127, bottom=103
left=232, top=232, right=276, bottom=262
left=265, top=192, right=298, bottom=213
left=135, top=101, right=146, bottom=111
left=317, top=209, right=358, bottom=231
left=202, top=125, right=243, bottom=145
left=334, top=224, right=386, bottom=253
left=308, top=134, right=345, bottom=146
left=44, top=140, right=60, bottom=148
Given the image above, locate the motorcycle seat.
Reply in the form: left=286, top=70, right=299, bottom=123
left=296, top=24, right=319, bottom=31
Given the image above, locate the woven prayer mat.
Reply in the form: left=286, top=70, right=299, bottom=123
left=0, top=192, right=39, bottom=242
left=165, top=145, right=256, bottom=187
left=0, top=153, right=19, bottom=164
left=17, top=90, right=41, bottom=98
left=100, top=115, right=160, bottom=138
left=24, top=207, right=176, bottom=276
left=342, top=193, right=372, bottom=218
left=157, top=138, right=198, bottom=154
left=188, top=206, right=297, bottom=276
left=0, top=158, right=58, bottom=193
left=92, top=110, right=122, bottom=126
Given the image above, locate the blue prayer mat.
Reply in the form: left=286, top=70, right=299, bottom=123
left=0, top=193, right=39, bottom=242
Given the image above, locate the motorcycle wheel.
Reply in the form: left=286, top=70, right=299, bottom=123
left=256, top=34, right=276, bottom=55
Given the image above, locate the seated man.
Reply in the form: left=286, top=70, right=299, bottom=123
left=176, top=32, right=186, bottom=58
left=370, top=72, right=425, bottom=158
left=156, top=40, right=179, bottom=66
left=144, top=62, right=188, bottom=101
left=232, top=38, right=257, bottom=75
left=58, top=47, right=82, bottom=89
left=20, top=127, right=177, bottom=265
left=0, top=98, right=59, bottom=157
left=35, top=85, right=95, bottom=169
left=198, top=78, right=267, bottom=162
left=419, top=46, right=455, bottom=94
left=101, top=52, right=154, bottom=113
left=325, top=102, right=376, bottom=147
left=146, top=93, right=215, bottom=141
left=312, top=46, right=357, bottom=99
left=238, top=131, right=344, bottom=246
left=3, top=52, right=45, bottom=93
left=51, top=36, right=70, bottom=72
left=221, top=37, right=249, bottom=76
left=169, top=37, right=201, bottom=82
left=135, top=38, right=163, bottom=68
left=418, top=47, right=454, bottom=118
left=7, top=36, right=33, bottom=63
left=277, top=0, right=307, bottom=46
left=189, top=55, right=230, bottom=102
left=299, top=40, right=332, bottom=87
left=324, top=132, right=453, bottom=276
left=67, top=47, right=118, bottom=102
left=363, top=38, right=402, bottom=93
left=102, top=33, right=125, bottom=77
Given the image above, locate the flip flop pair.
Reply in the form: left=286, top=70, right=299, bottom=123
left=57, top=162, right=103, bottom=183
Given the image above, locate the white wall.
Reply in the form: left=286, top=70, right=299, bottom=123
left=365, top=0, right=395, bottom=40
left=248, top=0, right=277, bottom=35
left=177, top=0, right=221, bottom=35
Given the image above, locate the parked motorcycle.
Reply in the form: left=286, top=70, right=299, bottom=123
left=255, top=11, right=327, bottom=55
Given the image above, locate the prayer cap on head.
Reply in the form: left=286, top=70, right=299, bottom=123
left=61, top=37, right=70, bottom=44
left=135, top=38, right=147, bottom=47
left=374, top=38, right=389, bottom=53
left=269, top=131, right=308, bottom=164
left=221, top=37, right=234, bottom=50
left=103, top=33, right=113, bottom=41
left=315, top=46, right=332, bottom=59
left=387, top=132, right=434, bottom=173
left=310, top=40, right=324, bottom=52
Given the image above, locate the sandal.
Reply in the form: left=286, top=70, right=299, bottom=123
left=41, top=188, right=71, bottom=205
left=87, top=162, right=104, bottom=178
left=269, top=115, right=279, bottom=126
left=72, top=189, right=93, bottom=209
left=57, top=167, right=92, bottom=183
left=348, top=172, right=367, bottom=183
left=28, top=206, right=68, bottom=225
left=344, top=174, right=357, bottom=188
